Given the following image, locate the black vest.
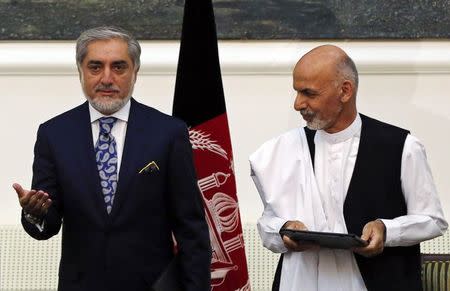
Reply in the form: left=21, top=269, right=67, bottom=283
left=273, top=114, right=422, bottom=291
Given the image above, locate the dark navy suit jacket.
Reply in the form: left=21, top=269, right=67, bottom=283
left=21, top=98, right=211, bottom=291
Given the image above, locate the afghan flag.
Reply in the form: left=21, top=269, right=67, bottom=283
left=172, top=0, right=250, bottom=290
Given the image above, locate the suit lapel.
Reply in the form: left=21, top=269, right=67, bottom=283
left=110, top=99, right=146, bottom=217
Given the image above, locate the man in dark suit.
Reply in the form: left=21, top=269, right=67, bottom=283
left=12, top=26, right=211, bottom=291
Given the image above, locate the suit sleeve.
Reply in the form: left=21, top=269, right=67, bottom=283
left=21, top=124, right=63, bottom=240
left=167, top=124, right=212, bottom=291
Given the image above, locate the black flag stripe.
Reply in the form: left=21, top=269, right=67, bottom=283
left=172, top=0, right=226, bottom=127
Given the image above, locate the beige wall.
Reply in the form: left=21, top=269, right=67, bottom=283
left=1, top=41, right=450, bottom=225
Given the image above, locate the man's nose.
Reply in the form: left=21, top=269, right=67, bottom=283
left=294, top=93, right=306, bottom=111
left=100, top=68, right=113, bottom=85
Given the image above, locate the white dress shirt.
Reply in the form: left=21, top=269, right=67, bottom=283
left=89, top=100, right=130, bottom=179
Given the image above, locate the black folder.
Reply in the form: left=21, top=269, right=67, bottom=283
left=279, top=229, right=368, bottom=249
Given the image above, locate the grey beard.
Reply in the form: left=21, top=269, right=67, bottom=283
left=301, top=104, right=343, bottom=131
left=300, top=109, right=328, bottom=130
left=87, top=94, right=132, bottom=115
left=306, top=118, right=329, bottom=130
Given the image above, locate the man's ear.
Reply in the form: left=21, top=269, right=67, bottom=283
left=340, top=80, right=354, bottom=103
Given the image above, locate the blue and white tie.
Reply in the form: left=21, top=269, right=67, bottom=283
left=95, top=117, right=118, bottom=214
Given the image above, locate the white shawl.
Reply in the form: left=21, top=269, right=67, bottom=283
left=249, top=127, right=359, bottom=291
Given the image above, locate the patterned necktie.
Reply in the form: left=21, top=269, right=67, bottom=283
left=95, top=117, right=118, bottom=214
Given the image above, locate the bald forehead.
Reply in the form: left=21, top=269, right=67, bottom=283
left=299, top=45, right=346, bottom=67
left=305, top=45, right=347, bottom=62
left=294, top=45, right=348, bottom=80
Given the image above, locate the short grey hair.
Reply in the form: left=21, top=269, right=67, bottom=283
left=76, top=26, right=141, bottom=70
left=337, top=55, right=359, bottom=91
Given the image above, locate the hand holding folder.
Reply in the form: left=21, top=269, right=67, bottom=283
left=280, top=228, right=368, bottom=250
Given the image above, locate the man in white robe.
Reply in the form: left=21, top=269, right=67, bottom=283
left=249, top=45, right=447, bottom=291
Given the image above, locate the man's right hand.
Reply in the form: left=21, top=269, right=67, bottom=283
left=13, top=183, right=52, bottom=218
left=281, top=220, right=320, bottom=252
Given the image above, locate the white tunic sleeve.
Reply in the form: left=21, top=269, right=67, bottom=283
left=251, top=165, right=288, bottom=253
left=381, top=134, right=448, bottom=246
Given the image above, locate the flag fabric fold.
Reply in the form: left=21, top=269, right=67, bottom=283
left=173, top=0, right=250, bottom=290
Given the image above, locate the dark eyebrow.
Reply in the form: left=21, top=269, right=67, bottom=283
left=112, top=60, right=129, bottom=66
left=87, top=60, right=102, bottom=66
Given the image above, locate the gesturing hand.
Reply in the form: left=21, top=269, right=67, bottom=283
left=281, top=220, right=320, bottom=252
left=13, top=183, right=52, bottom=218
left=353, top=220, right=386, bottom=257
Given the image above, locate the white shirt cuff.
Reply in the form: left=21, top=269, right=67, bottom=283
left=380, top=219, right=401, bottom=247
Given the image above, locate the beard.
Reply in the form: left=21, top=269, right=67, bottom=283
left=84, top=83, right=134, bottom=115
left=300, top=104, right=343, bottom=131
left=88, top=94, right=132, bottom=115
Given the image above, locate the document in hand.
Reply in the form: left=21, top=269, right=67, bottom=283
left=279, top=229, right=368, bottom=249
